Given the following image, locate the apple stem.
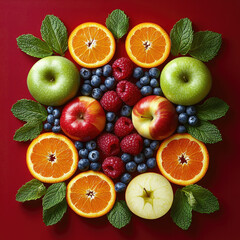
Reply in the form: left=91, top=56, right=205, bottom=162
left=140, top=116, right=153, bottom=120
left=182, top=75, right=188, bottom=83
left=143, top=188, right=150, bottom=197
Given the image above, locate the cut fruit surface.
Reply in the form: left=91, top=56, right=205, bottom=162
left=67, top=171, right=116, bottom=218
left=125, top=23, right=171, bottom=68
left=68, top=22, right=115, bottom=68
left=26, top=133, right=78, bottom=183
left=156, top=134, right=209, bottom=186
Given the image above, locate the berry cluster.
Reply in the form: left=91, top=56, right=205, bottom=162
left=44, top=106, right=61, bottom=133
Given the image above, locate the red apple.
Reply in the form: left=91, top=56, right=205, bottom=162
left=60, top=96, right=106, bottom=141
left=132, top=95, right=178, bottom=140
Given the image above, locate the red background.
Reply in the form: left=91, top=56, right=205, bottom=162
left=1, top=0, right=240, bottom=239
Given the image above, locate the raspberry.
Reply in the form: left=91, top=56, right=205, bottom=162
left=116, top=81, right=142, bottom=106
left=100, top=91, right=123, bottom=113
left=120, top=133, right=143, bottom=155
left=97, top=133, right=120, bottom=157
left=112, top=57, right=134, bottom=81
left=114, top=117, right=134, bottom=138
left=102, top=156, right=125, bottom=179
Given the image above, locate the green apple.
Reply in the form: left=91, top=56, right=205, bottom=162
left=125, top=172, right=173, bottom=219
left=27, top=56, right=80, bottom=106
left=160, top=57, right=212, bottom=105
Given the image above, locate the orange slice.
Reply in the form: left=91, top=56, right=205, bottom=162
left=67, top=171, right=116, bottom=218
left=156, top=134, right=209, bottom=186
left=26, top=133, right=78, bottom=183
left=68, top=22, right=116, bottom=68
left=125, top=23, right=171, bottom=68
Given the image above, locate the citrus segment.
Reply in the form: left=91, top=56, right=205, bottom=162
left=68, top=22, right=115, bottom=68
left=26, top=133, right=78, bottom=183
left=67, top=171, right=116, bottom=218
left=156, top=134, right=209, bottom=186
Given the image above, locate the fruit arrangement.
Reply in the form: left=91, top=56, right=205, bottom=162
left=13, top=10, right=229, bottom=230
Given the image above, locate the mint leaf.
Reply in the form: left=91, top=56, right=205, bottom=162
left=13, top=120, right=43, bottom=142
left=197, top=97, right=229, bottom=121
left=17, top=34, right=53, bottom=58
left=108, top=200, right=132, bottom=229
left=106, top=9, right=129, bottom=39
left=189, top=31, right=222, bottom=62
left=41, top=15, right=68, bottom=55
left=183, top=185, right=219, bottom=214
left=186, top=120, right=222, bottom=144
left=170, top=189, right=192, bottom=230
left=43, top=198, right=67, bottom=226
left=16, top=179, right=46, bottom=202
left=170, top=18, right=193, bottom=56
left=11, top=99, right=47, bottom=122
left=42, top=183, right=66, bottom=210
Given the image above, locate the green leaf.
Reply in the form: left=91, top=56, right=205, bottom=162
left=17, top=34, right=53, bottom=58
left=42, top=182, right=66, bottom=210
left=170, top=189, right=192, bottom=230
left=108, top=200, right=132, bottom=229
left=183, top=185, right=219, bottom=214
left=189, top=31, right=222, bottom=62
left=11, top=99, right=48, bottom=122
left=197, top=97, right=229, bottom=121
left=16, top=179, right=46, bottom=202
left=41, top=15, right=68, bottom=55
left=43, top=198, right=67, bottom=226
left=106, top=9, right=129, bottom=39
left=13, top=120, right=43, bottom=142
left=170, top=18, right=193, bottom=56
left=186, top=120, right=222, bottom=144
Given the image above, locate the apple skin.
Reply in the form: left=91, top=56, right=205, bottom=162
left=27, top=56, right=80, bottom=106
left=160, top=57, right=212, bottom=105
left=132, top=95, right=178, bottom=140
left=60, top=96, right=106, bottom=141
left=125, top=172, right=173, bottom=219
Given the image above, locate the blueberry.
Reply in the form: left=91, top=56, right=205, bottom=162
left=79, top=148, right=89, bottom=158
left=141, top=86, right=153, bottom=96
left=150, top=78, right=159, bottom=88
left=47, top=114, right=54, bottom=124
left=188, top=115, right=198, bottom=126
left=137, top=163, right=148, bottom=173
left=54, top=118, right=60, bottom=126
left=126, top=161, right=137, bottom=172
left=178, top=113, right=189, bottom=124
left=102, top=64, right=112, bottom=77
left=136, top=81, right=143, bottom=89
left=121, top=105, right=132, bottom=117
left=91, top=75, right=101, bottom=87
left=121, top=153, right=132, bottom=163
left=153, top=87, right=163, bottom=96
left=91, top=69, right=96, bottom=75
left=177, top=125, right=187, bottom=133
left=52, top=109, right=61, bottom=118
left=176, top=105, right=186, bottom=114
left=104, top=76, right=116, bottom=89
left=78, top=158, right=90, bottom=171
left=90, top=162, right=101, bottom=171
left=88, top=150, right=100, bottom=162
left=100, top=84, right=108, bottom=92
left=44, top=123, right=52, bottom=130
left=146, top=158, right=156, bottom=169
left=80, top=68, right=91, bottom=80
left=84, top=80, right=91, bottom=84
left=149, top=68, right=160, bottom=78
left=92, top=88, right=102, bottom=99
left=134, top=153, right=145, bottom=164
left=86, top=141, right=97, bottom=151
left=140, top=76, right=150, bottom=86
left=150, top=141, right=159, bottom=151
left=144, top=148, right=154, bottom=158
left=186, top=106, right=197, bottom=116
left=74, top=141, right=84, bottom=150
left=52, top=126, right=61, bottom=133
left=106, top=122, right=114, bottom=132
left=115, top=182, right=126, bottom=192
left=106, top=112, right=116, bottom=122
left=81, top=84, right=92, bottom=96
left=120, top=173, right=132, bottom=184
left=133, top=67, right=144, bottom=79
left=144, top=139, right=151, bottom=147
left=145, top=72, right=150, bottom=77
left=95, top=68, right=103, bottom=76
left=47, top=106, right=53, bottom=114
